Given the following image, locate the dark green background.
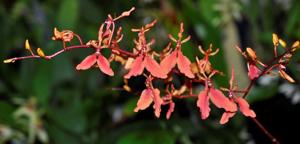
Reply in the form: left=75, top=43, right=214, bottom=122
left=1, top=0, right=300, bottom=143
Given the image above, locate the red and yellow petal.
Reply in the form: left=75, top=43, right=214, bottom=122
left=248, top=64, right=260, bottom=80
left=177, top=50, right=195, bottom=78
left=152, top=88, right=163, bottom=118
left=134, top=89, right=153, bottom=112
left=76, top=54, right=97, bottom=70
left=236, top=97, right=256, bottom=117
left=160, top=51, right=177, bottom=75
left=166, top=102, right=175, bottom=119
left=209, top=88, right=237, bottom=112
left=144, top=56, right=167, bottom=79
left=97, top=54, right=114, bottom=76
left=197, top=87, right=210, bottom=119
left=124, top=55, right=145, bottom=79
left=220, top=112, right=236, bottom=124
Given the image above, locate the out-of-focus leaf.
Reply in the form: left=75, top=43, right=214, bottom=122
left=48, top=95, right=86, bottom=134
left=52, top=55, right=75, bottom=85
left=47, top=123, right=80, bottom=144
left=285, top=1, right=300, bottom=37
left=123, top=97, right=138, bottom=117
left=10, top=0, right=27, bottom=22
left=0, top=102, right=15, bottom=125
left=199, top=0, right=218, bottom=24
left=117, top=130, right=175, bottom=144
left=247, top=84, right=278, bottom=103
left=33, top=62, right=53, bottom=106
left=57, top=0, right=79, bottom=29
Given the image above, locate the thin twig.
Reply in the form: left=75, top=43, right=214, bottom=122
left=251, top=117, right=280, bottom=144
left=8, top=45, right=89, bottom=62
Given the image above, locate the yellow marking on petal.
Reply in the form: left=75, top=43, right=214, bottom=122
left=114, top=55, right=126, bottom=65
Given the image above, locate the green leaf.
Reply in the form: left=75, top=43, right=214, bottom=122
left=117, top=130, right=175, bottom=144
left=57, top=0, right=79, bottom=29
left=285, top=1, right=300, bottom=34
left=0, top=101, right=15, bottom=125
left=247, top=84, right=278, bottom=103
left=48, top=95, right=86, bottom=134
left=123, top=97, right=138, bottom=117
left=47, top=123, right=81, bottom=144
left=33, top=62, right=53, bottom=106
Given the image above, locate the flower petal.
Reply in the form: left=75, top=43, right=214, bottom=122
left=124, top=55, right=145, bottom=79
left=97, top=54, right=114, bottom=76
left=134, top=89, right=153, bottom=112
left=197, top=87, right=210, bottom=119
left=76, top=54, right=97, bottom=70
left=166, top=102, right=175, bottom=119
left=177, top=50, right=195, bottom=78
left=160, top=51, right=177, bottom=75
left=209, top=88, right=237, bottom=112
left=220, top=112, right=236, bottom=124
left=152, top=88, right=163, bottom=118
left=144, top=56, right=167, bottom=79
left=236, top=97, right=256, bottom=117
left=248, top=64, right=260, bottom=80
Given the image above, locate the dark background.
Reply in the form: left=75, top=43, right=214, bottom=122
left=1, top=0, right=300, bottom=143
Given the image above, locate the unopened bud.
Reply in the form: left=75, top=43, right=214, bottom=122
left=25, top=39, right=31, bottom=50
left=123, top=85, right=131, bottom=92
left=272, top=33, right=279, bottom=46
left=279, top=39, right=286, bottom=48
left=279, top=70, right=295, bottom=83
left=3, top=58, right=15, bottom=63
left=246, top=47, right=257, bottom=60
left=291, top=41, right=300, bottom=52
left=37, top=48, right=46, bottom=58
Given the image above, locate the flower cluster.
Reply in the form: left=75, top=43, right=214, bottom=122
left=4, top=7, right=300, bottom=143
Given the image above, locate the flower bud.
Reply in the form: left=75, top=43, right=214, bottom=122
left=37, top=48, right=46, bottom=58
left=272, top=33, right=279, bottom=46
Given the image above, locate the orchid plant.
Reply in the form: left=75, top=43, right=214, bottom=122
left=4, top=7, right=300, bottom=144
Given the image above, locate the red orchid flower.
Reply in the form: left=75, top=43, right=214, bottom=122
left=76, top=27, right=114, bottom=76
left=134, top=76, right=163, bottom=118
left=194, top=45, right=236, bottom=119
left=160, top=23, right=194, bottom=78
left=76, top=11, right=135, bottom=77
left=236, top=46, right=266, bottom=80
left=220, top=68, right=256, bottom=124
left=197, top=77, right=237, bottom=119
left=124, top=20, right=167, bottom=79
left=124, top=53, right=167, bottom=79
left=196, top=68, right=237, bottom=120
left=76, top=50, right=114, bottom=76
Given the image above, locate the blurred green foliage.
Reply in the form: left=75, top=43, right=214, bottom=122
left=1, top=0, right=300, bottom=143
